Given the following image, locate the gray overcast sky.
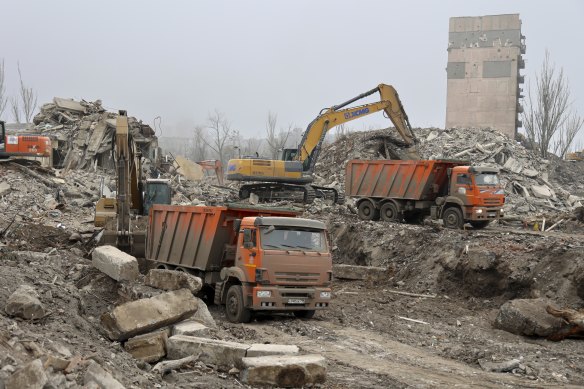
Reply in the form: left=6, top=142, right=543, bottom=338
left=2, top=0, right=583, bottom=142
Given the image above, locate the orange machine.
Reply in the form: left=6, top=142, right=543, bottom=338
left=346, top=159, right=505, bottom=229
left=195, top=159, right=224, bottom=185
left=146, top=204, right=332, bottom=323
left=0, top=120, right=51, bottom=159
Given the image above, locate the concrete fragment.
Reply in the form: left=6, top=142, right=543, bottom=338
left=5, top=285, right=45, bottom=320
left=0, top=181, right=11, bottom=196
left=247, top=344, right=299, bottom=357
left=503, top=157, right=523, bottom=174
left=167, top=335, right=249, bottom=368
left=333, top=264, right=387, bottom=281
left=124, top=330, right=169, bottom=363
left=531, top=185, right=553, bottom=199
left=92, top=245, right=139, bottom=282
left=84, top=361, right=125, bottom=389
left=522, top=168, right=538, bottom=178
left=53, top=97, right=86, bottom=113
left=191, top=298, right=217, bottom=328
left=494, top=298, right=564, bottom=337
left=240, top=354, right=326, bottom=387
left=144, top=269, right=202, bottom=293
left=568, top=195, right=582, bottom=205
left=172, top=320, right=211, bottom=337
left=101, top=289, right=198, bottom=341
left=43, top=355, right=70, bottom=371
left=5, top=359, right=48, bottom=389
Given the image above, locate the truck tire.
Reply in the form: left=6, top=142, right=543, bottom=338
left=380, top=202, right=399, bottom=222
left=293, top=310, right=315, bottom=319
left=443, top=207, right=463, bottom=229
left=225, top=285, right=252, bottom=323
left=357, top=200, right=379, bottom=221
left=470, top=220, right=490, bottom=229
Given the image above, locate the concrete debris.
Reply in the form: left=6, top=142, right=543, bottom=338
left=5, top=285, right=46, bottom=320
left=494, top=298, right=564, bottom=337
left=240, top=354, right=327, bottom=387
left=333, top=264, right=388, bottom=281
left=124, top=329, right=169, bottom=363
left=4, top=359, right=48, bottom=389
left=172, top=320, right=212, bottom=337
left=190, top=298, right=217, bottom=329
left=84, top=361, right=126, bottom=389
left=246, top=344, right=300, bottom=357
left=166, top=335, right=249, bottom=368
left=531, top=185, right=554, bottom=199
left=92, top=245, right=140, bottom=282
left=144, top=269, right=203, bottom=293
left=478, top=357, right=524, bottom=373
left=101, top=288, right=198, bottom=341
left=0, top=181, right=11, bottom=196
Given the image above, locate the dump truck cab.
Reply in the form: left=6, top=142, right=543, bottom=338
left=219, top=215, right=332, bottom=322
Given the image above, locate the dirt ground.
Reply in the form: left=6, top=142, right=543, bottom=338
left=1, top=154, right=584, bottom=387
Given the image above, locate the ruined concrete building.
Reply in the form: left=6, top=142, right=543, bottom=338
left=445, top=14, right=526, bottom=139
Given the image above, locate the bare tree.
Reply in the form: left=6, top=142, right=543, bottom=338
left=523, top=51, right=583, bottom=158
left=17, top=63, right=37, bottom=125
left=10, top=96, right=20, bottom=123
left=0, top=59, right=7, bottom=118
left=265, top=112, right=292, bottom=159
left=192, top=126, right=208, bottom=161
left=203, top=110, right=234, bottom=164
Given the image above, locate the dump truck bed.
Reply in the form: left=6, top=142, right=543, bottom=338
left=145, top=203, right=300, bottom=271
left=345, top=159, right=466, bottom=201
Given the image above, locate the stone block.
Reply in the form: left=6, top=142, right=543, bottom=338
left=84, top=361, right=125, bottom=389
left=494, top=298, right=564, bottom=337
left=167, top=335, right=249, bottom=368
left=503, top=157, right=523, bottom=174
left=144, top=269, right=202, bottom=293
left=191, top=298, right=217, bottom=328
left=530, top=185, right=553, bottom=199
left=101, top=289, right=198, bottom=341
left=124, top=330, right=169, bottom=363
left=246, top=344, right=299, bottom=357
left=240, top=354, right=326, bottom=387
left=333, top=264, right=387, bottom=281
left=5, top=359, right=48, bottom=389
left=172, top=320, right=211, bottom=337
left=92, top=245, right=139, bottom=282
left=5, top=285, right=45, bottom=320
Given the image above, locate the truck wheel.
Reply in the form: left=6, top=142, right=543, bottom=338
left=357, top=200, right=378, bottom=221
left=293, top=310, right=315, bottom=319
left=443, top=207, right=463, bottom=229
left=225, top=285, right=252, bottom=323
left=470, top=220, right=490, bottom=229
left=380, top=202, right=399, bottom=222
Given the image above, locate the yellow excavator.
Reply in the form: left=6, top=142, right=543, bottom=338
left=226, top=83, right=419, bottom=203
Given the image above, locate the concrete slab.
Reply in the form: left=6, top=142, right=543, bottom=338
left=84, top=361, right=125, bottom=389
left=240, top=354, right=326, bottom=387
left=144, top=269, right=203, bottom=293
left=53, top=97, right=86, bottom=113
left=172, top=320, right=211, bottom=337
left=494, top=298, right=564, bottom=337
left=167, top=335, right=249, bottom=368
left=531, top=185, right=553, bottom=199
left=247, top=344, right=299, bottom=357
left=503, top=157, right=523, bottom=174
left=92, top=245, right=139, bottom=282
left=124, top=329, right=169, bottom=363
left=101, top=289, right=198, bottom=341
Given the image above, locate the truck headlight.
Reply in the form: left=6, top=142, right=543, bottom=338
left=476, top=209, right=483, bottom=214
left=256, top=290, right=271, bottom=298
left=320, top=291, right=331, bottom=299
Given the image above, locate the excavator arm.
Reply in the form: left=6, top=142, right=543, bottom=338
left=298, top=84, right=418, bottom=172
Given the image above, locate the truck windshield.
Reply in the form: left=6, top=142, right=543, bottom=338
left=475, top=173, right=500, bottom=186
left=260, top=227, right=327, bottom=252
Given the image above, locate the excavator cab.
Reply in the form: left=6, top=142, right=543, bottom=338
left=281, top=148, right=298, bottom=161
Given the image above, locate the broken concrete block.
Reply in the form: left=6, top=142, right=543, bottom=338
left=0, top=181, right=11, bottom=196
left=5, top=285, right=45, bottom=320
left=53, top=97, right=86, bottom=114
left=333, top=264, right=387, bottom=281
left=172, top=320, right=211, bottom=337
left=84, top=361, right=125, bottom=389
left=144, top=269, right=202, bottom=293
left=101, top=289, right=198, bottom=341
left=92, top=245, right=139, bottom=282
left=247, top=344, right=299, bottom=357
left=568, top=195, right=582, bottom=205
left=522, top=168, right=538, bottom=178
left=494, top=298, right=564, bottom=337
left=531, top=185, right=553, bottom=199
left=167, top=335, right=249, bottom=368
left=124, top=330, right=169, bottom=363
left=5, top=359, right=48, bottom=389
left=240, top=354, right=326, bottom=387
left=503, top=157, right=523, bottom=174
left=42, top=355, right=71, bottom=371
left=191, top=298, right=217, bottom=329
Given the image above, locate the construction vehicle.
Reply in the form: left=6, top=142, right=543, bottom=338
left=146, top=204, right=332, bottom=323
left=346, top=159, right=505, bottom=229
left=196, top=159, right=224, bottom=185
left=95, top=111, right=171, bottom=255
left=226, top=84, right=418, bottom=204
left=566, top=150, right=584, bottom=161
left=0, top=120, right=52, bottom=160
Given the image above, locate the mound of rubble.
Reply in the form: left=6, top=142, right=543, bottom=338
left=314, top=127, right=583, bottom=219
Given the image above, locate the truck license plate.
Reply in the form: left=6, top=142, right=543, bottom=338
left=288, top=298, right=305, bottom=304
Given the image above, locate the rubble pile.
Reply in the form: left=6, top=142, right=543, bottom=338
left=314, top=127, right=583, bottom=218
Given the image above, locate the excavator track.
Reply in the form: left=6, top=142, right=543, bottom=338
left=239, top=183, right=344, bottom=204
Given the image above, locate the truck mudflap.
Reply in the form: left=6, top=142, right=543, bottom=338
left=249, top=285, right=332, bottom=311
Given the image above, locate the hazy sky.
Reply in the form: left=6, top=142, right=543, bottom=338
left=2, top=0, right=583, bottom=143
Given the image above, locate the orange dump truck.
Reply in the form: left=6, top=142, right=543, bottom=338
left=346, top=160, right=505, bottom=229
left=145, top=204, right=332, bottom=322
